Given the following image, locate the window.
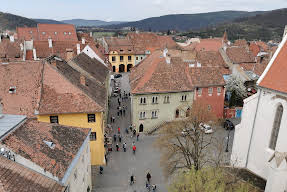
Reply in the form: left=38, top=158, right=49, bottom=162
left=68, top=32, right=72, bottom=35
left=141, top=57, right=143, bottom=60
left=112, top=56, right=116, bottom=62
left=120, top=56, right=124, bottom=61
left=9, top=86, right=16, bottom=94
left=152, top=111, right=158, bottom=119
left=120, top=49, right=123, bottom=52
left=217, top=87, right=222, bottom=94
left=186, top=108, right=190, bottom=117
left=208, top=87, right=213, bottom=95
left=140, top=112, right=146, bottom=119
left=152, top=96, right=158, bottom=104
left=175, top=109, right=179, bottom=118
left=87, top=114, right=96, bottom=123
left=269, top=105, right=283, bottom=150
left=181, top=95, right=187, bottom=101
left=54, top=32, right=57, bottom=35
left=207, top=105, right=211, bottom=111
left=64, top=32, right=67, bottom=35
left=140, top=97, right=146, bottom=104
left=90, top=132, right=97, bottom=141
left=42, top=32, right=46, bottom=35
left=128, top=56, right=132, bottom=61
left=136, top=57, right=138, bottom=60
left=198, top=88, right=202, bottom=96
left=50, top=116, right=58, bottom=123
left=164, top=96, right=170, bottom=103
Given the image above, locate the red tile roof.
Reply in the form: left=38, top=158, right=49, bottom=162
left=17, top=24, right=78, bottom=42
left=38, top=63, right=104, bottom=114
left=2, top=119, right=90, bottom=180
left=233, top=39, right=248, bottom=47
left=0, top=156, right=65, bottom=192
left=0, top=38, right=23, bottom=62
left=239, top=60, right=268, bottom=77
left=16, top=27, right=38, bottom=41
left=130, top=50, right=193, bottom=94
left=226, top=47, right=255, bottom=64
left=187, top=38, right=223, bottom=52
left=0, top=61, right=43, bottom=117
left=189, top=67, right=225, bottom=88
left=37, top=24, right=78, bottom=41
left=258, top=36, right=287, bottom=93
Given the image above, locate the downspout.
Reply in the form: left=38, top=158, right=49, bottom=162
left=245, top=89, right=262, bottom=167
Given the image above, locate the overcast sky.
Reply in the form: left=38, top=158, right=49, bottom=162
left=1, top=0, right=287, bottom=21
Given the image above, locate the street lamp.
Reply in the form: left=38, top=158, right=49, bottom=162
left=225, top=127, right=231, bottom=152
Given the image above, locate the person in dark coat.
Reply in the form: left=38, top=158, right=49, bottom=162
left=146, top=172, right=151, bottom=183
left=116, top=143, right=119, bottom=151
left=118, top=134, right=122, bottom=142
left=113, top=134, right=117, bottom=142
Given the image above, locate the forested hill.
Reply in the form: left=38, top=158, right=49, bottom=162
left=0, top=12, right=37, bottom=31
left=103, top=11, right=264, bottom=31
left=181, top=8, right=287, bottom=42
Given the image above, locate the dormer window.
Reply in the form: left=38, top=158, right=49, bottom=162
left=120, top=49, right=123, bottom=52
left=42, top=32, right=46, bottom=35
left=68, top=32, right=72, bottom=35
left=9, top=86, right=16, bottom=94
left=64, top=32, right=67, bottom=35
left=54, top=32, right=57, bottom=35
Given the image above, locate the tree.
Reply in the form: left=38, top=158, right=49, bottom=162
left=225, top=75, right=247, bottom=107
left=155, top=101, right=218, bottom=178
left=169, top=167, right=252, bottom=192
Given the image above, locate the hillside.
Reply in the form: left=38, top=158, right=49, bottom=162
left=0, top=12, right=37, bottom=31
left=103, top=11, right=264, bottom=31
left=62, top=19, right=125, bottom=27
left=33, top=19, right=64, bottom=24
left=181, top=8, right=287, bottom=42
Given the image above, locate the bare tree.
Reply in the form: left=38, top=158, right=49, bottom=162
left=155, top=100, right=218, bottom=178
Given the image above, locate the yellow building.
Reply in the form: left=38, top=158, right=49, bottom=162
left=109, top=51, right=135, bottom=73
left=36, top=54, right=110, bottom=166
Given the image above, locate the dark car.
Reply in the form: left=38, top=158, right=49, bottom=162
left=224, top=119, right=235, bottom=130
left=114, top=74, right=122, bottom=78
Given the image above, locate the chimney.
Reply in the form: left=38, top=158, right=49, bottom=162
left=163, top=48, right=168, bottom=57
left=66, top=48, right=74, bottom=61
left=82, top=37, right=86, bottom=45
left=33, top=48, right=37, bottom=60
left=80, top=74, right=86, bottom=86
left=0, top=99, right=3, bottom=115
left=9, top=35, right=14, bottom=42
left=77, top=43, right=81, bottom=55
left=90, top=32, right=93, bottom=37
left=48, top=38, right=52, bottom=48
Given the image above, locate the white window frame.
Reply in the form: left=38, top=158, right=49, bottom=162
left=217, top=87, right=222, bottom=94
left=208, top=87, right=213, bottom=95
left=198, top=88, right=202, bottom=96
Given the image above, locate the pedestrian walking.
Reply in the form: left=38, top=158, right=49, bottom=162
left=123, top=109, right=125, bottom=116
left=118, top=127, right=121, bottom=134
left=123, top=143, right=127, bottom=152
left=113, top=134, right=117, bottom=142
left=118, top=134, right=122, bottom=142
left=110, top=116, right=113, bottom=123
left=99, top=166, right=103, bottom=174
left=119, top=93, right=121, bottom=98
left=116, top=143, right=119, bottom=151
left=125, top=127, right=129, bottom=134
left=130, top=175, right=135, bottom=185
left=112, top=116, right=115, bottom=123
left=120, top=109, right=122, bottom=116
left=137, top=133, right=139, bottom=141
left=133, top=129, right=136, bottom=137
left=132, top=145, right=136, bottom=154
left=146, top=172, right=151, bottom=183
left=117, top=111, right=120, bottom=117
left=130, top=124, right=133, bottom=132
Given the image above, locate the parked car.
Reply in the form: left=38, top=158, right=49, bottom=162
left=114, top=74, right=122, bottom=78
left=224, top=119, right=235, bottom=130
left=199, top=123, right=213, bottom=134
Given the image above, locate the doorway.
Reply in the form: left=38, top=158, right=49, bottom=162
left=127, top=64, right=133, bottom=72
left=139, top=124, right=144, bottom=132
left=119, top=64, right=125, bottom=73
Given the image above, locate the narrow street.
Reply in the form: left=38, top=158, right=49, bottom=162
left=92, top=73, right=168, bottom=192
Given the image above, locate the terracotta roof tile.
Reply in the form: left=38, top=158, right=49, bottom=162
left=37, top=24, right=78, bottom=41
left=233, top=39, right=248, bottom=47
left=226, top=47, right=255, bottom=64
left=258, top=36, right=287, bottom=93
left=185, top=38, right=223, bottom=52
left=0, top=156, right=64, bottom=192
left=189, top=67, right=225, bottom=88
left=16, top=27, right=38, bottom=41
left=0, top=38, right=23, bottom=62
left=38, top=62, right=104, bottom=114
left=0, top=61, right=43, bottom=117
left=130, top=50, right=193, bottom=94
left=2, top=119, right=90, bottom=180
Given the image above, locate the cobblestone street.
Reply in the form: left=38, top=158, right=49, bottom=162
left=92, top=73, right=168, bottom=192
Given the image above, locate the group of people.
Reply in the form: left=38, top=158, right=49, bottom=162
left=130, top=172, right=156, bottom=191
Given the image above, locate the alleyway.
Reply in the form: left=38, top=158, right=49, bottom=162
left=92, top=73, right=168, bottom=192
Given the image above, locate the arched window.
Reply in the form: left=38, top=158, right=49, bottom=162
left=175, top=109, right=179, bottom=118
left=144, top=98, right=146, bottom=104
left=186, top=108, right=190, bottom=117
left=269, top=105, right=283, bottom=150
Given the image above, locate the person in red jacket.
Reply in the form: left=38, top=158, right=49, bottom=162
left=132, top=145, right=136, bottom=154
left=118, top=127, right=120, bottom=134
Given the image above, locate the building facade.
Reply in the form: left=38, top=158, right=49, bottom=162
left=231, top=34, right=287, bottom=192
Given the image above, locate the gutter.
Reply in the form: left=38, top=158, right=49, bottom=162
left=245, top=89, right=262, bottom=168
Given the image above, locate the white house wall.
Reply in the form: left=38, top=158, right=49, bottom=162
left=82, top=45, right=106, bottom=66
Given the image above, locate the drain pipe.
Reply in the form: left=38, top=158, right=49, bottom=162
left=245, top=89, right=262, bottom=168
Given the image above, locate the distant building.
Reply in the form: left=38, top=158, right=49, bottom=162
left=0, top=114, right=91, bottom=192
left=231, top=33, right=287, bottom=192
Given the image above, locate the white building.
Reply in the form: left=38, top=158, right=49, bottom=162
left=231, top=34, right=287, bottom=192
left=82, top=44, right=106, bottom=66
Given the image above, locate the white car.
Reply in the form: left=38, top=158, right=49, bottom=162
left=199, top=123, right=213, bottom=134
